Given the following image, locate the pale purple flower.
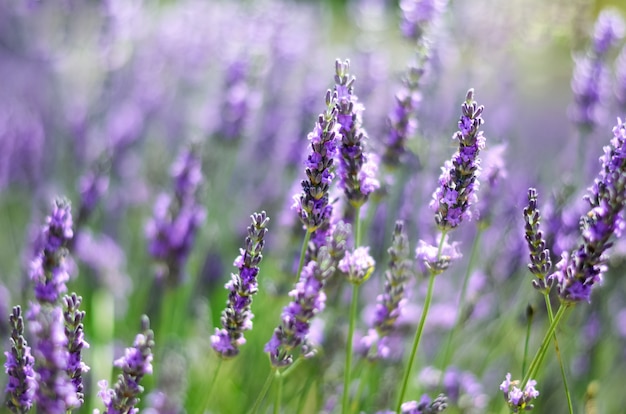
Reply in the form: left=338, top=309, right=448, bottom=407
left=415, top=235, right=462, bottom=276
left=550, top=119, right=626, bottom=303
left=499, top=373, right=539, bottom=413
left=592, top=9, right=624, bottom=56
left=430, top=89, right=485, bottom=231
left=399, top=0, right=447, bottom=41
left=217, top=58, right=252, bottom=141
left=391, top=394, right=448, bottom=414
left=523, top=188, right=553, bottom=291
left=339, top=246, right=376, bottom=285
left=4, top=306, right=36, bottom=414
left=211, top=212, right=269, bottom=358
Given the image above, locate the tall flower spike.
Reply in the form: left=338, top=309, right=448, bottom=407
left=363, top=221, right=412, bottom=359
left=211, top=212, right=270, bottom=358
left=430, top=89, right=485, bottom=231
left=63, top=293, right=90, bottom=406
left=30, top=198, right=74, bottom=304
left=499, top=373, right=539, bottom=413
left=98, top=315, right=154, bottom=414
left=523, top=188, right=553, bottom=291
left=550, top=119, right=626, bottom=303
left=293, top=89, right=340, bottom=232
left=335, top=59, right=380, bottom=208
left=146, top=146, right=206, bottom=287
left=4, top=306, right=36, bottom=414
left=265, top=248, right=334, bottom=367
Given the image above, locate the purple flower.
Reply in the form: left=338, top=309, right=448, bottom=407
left=265, top=249, right=334, bottom=367
left=335, top=59, right=380, bottom=208
left=217, top=58, right=252, bottom=141
left=550, top=119, right=626, bottom=303
left=415, top=234, right=462, bottom=276
left=616, top=44, right=626, bottom=111
left=62, top=293, right=90, bottom=406
left=29, top=199, right=74, bottom=304
left=4, top=306, right=36, bottom=414
left=397, top=394, right=448, bottom=414
left=592, top=9, right=624, bottom=56
left=338, top=246, right=376, bottom=285
left=28, top=305, right=79, bottom=413
left=523, top=188, right=553, bottom=291
left=98, top=315, right=154, bottom=414
left=146, top=146, right=206, bottom=286
left=499, top=373, right=539, bottom=413
left=292, top=89, right=340, bottom=232
left=399, top=0, right=447, bottom=42
left=430, top=89, right=485, bottom=231
left=364, top=221, right=412, bottom=359
left=211, top=212, right=270, bottom=358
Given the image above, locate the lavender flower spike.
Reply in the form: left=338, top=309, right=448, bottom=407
left=4, top=306, right=36, bottom=414
left=293, top=89, right=340, bottom=232
left=98, top=315, right=154, bottom=414
left=211, top=212, right=270, bottom=358
left=63, top=293, right=90, bottom=406
left=550, top=119, right=626, bottom=303
left=523, top=188, right=553, bottom=291
left=335, top=59, right=380, bottom=208
left=338, top=246, right=375, bottom=285
left=430, top=89, right=485, bottom=231
left=500, top=373, right=539, bottom=413
left=265, top=248, right=334, bottom=367
left=30, top=198, right=74, bottom=304
left=363, top=221, right=412, bottom=359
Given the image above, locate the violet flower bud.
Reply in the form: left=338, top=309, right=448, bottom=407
left=62, top=293, right=90, bottom=406
left=523, top=188, right=553, bottom=291
left=211, top=212, right=270, bottom=358
left=415, top=235, right=462, bottom=276
left=430, top=89, right=485, bottom=231
left=338, top=246, right=375, bottom=285
left=265, top=248, right=334, bottom=367
left=499, top=373, right=539, bottom=413
left=4, top=306, right=36, bottom=414
left=550, top=119, right=626, bottom=303
left=98, top=315, right=154, bottom=414
left=335, top=59, right=380, bottom=208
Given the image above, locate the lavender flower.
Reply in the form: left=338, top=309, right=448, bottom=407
left=335, top=59, right=380, bottom=208
left=523, top=188, right=553, bottom=291
left=146, top=146, right=206, bottom=286
left=4, top=306, right=36, bottom=414
left=265, top=248, right=334, bottom=367
left=98, top=315, right=154, bottom=414
left=338, top=246, right=375, bottom=285
left=292, top=89, right=340, bottom=232
left=28, top=305, right=79, bottom=413
left=550, top=119, right=626, bottom=303
left=430, top=89, right=485, bottom=231
left=616, top=44, right=626, bottom=111
left=415, top=235, right=462, bottom=276
left=62, top=293, right=89, bottom=406
left=363, top=221, right=412, bottom=358
left=380, top=394, right=448, bottom=414
left=383, top=42, right=430, bottom=168
left=30, top=199, right=74, bottom=304
left=76, top=159, right=110, bottom=229
left=592, top=9, right=624, bottom=56
left=217, top=58, right=251, bottom=141
left=499, top=373, right=539, bottom=413
left=211, top=212, right=269, bottom=358
left=399, top=0, right=447, bottom=42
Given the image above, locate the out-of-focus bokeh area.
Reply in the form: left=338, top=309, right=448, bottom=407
left=2, top=0, right=626, bottom=412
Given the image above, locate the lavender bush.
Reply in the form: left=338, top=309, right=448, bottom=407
left=1, top=1, right=626, bottom=413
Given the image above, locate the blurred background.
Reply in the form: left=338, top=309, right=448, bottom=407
left=1, top=0, right=626, bottom=413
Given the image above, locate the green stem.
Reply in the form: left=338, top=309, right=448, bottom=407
left=297, top=229, right=313, bottom=281
left=352, top=361, right=371, bottom=414
left=543, top=295, right=573, bottom=414
left=342, top=284, right=360, bottom=414
left=200, top=358, right=222, bottom=412
left=521, top=306, right=534, bottom=378
left=274, top=369, right=283, bottom=414
left=354, top=206, right=362, bottom=247
left=250, top=369, right=275, bottom=414
left=281, top=357, right=304, bottom=379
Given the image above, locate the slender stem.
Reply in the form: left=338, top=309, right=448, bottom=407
left=281, top=357, right=304, bottom=379
left=543, top=295, right=573, bottom=414
left=352, top=361, right=371, bottom=414
left=250, top=369, right=275, bottom=414
left=297, top=229, right=313, bottom=281
left=342, top=284, right=360, bottom=414
left=354, top=207, right=362, bottom=247
left=274, top=369, right=283, bottom=414
left=521, top=306, right=533, bottom=378
left=200, top=358, right=223, bottom=413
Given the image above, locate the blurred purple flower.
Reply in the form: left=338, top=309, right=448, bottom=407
left=379, top=394, right=448, bottom=414
left=615, top=44, right=626, bottom=111
left=339, top=246, right=376, bottom=285
left=499, top=373, right=539, bottom=413
left=212, top=212, right=269, bottom=359
left=217, top=58, right=252, bottom=141
left=4, top=306, right=36, bottom=414
left=399, top=0, right=447, bottom=42
left=550, top=119, right=626, bottom=303
left=415, top=234, right=462, bottom=276
left=592, top=9, right=624, bottom=56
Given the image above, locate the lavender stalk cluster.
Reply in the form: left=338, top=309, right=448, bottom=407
left=265, top=248, right=334, bottom=367
left=293, top=89, right=340, bottom=232
left=146, top=146, right=206, bottom=286
left=4, top=306, right=36, bottom=414
left=499, top=373, right=539, bottom=413
left=335, top=59, right=380, bottom=208
left=211, top=212, right=270, bottom=358
left=363, top=221, right=412, bottom=359
left=430, top=89, right=486, bottom=231
left=523, top=188, right=553, bottom=291
left=570, top=10, right=624, bottom=130
left=98, top=315, right=154, bottom=414
left=550, top=119, right=626, bottom=303
left=62, top=293, right=89, bottom=405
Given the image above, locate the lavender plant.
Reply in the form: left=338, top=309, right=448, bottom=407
left=4, top=306, right=35, bottom=414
